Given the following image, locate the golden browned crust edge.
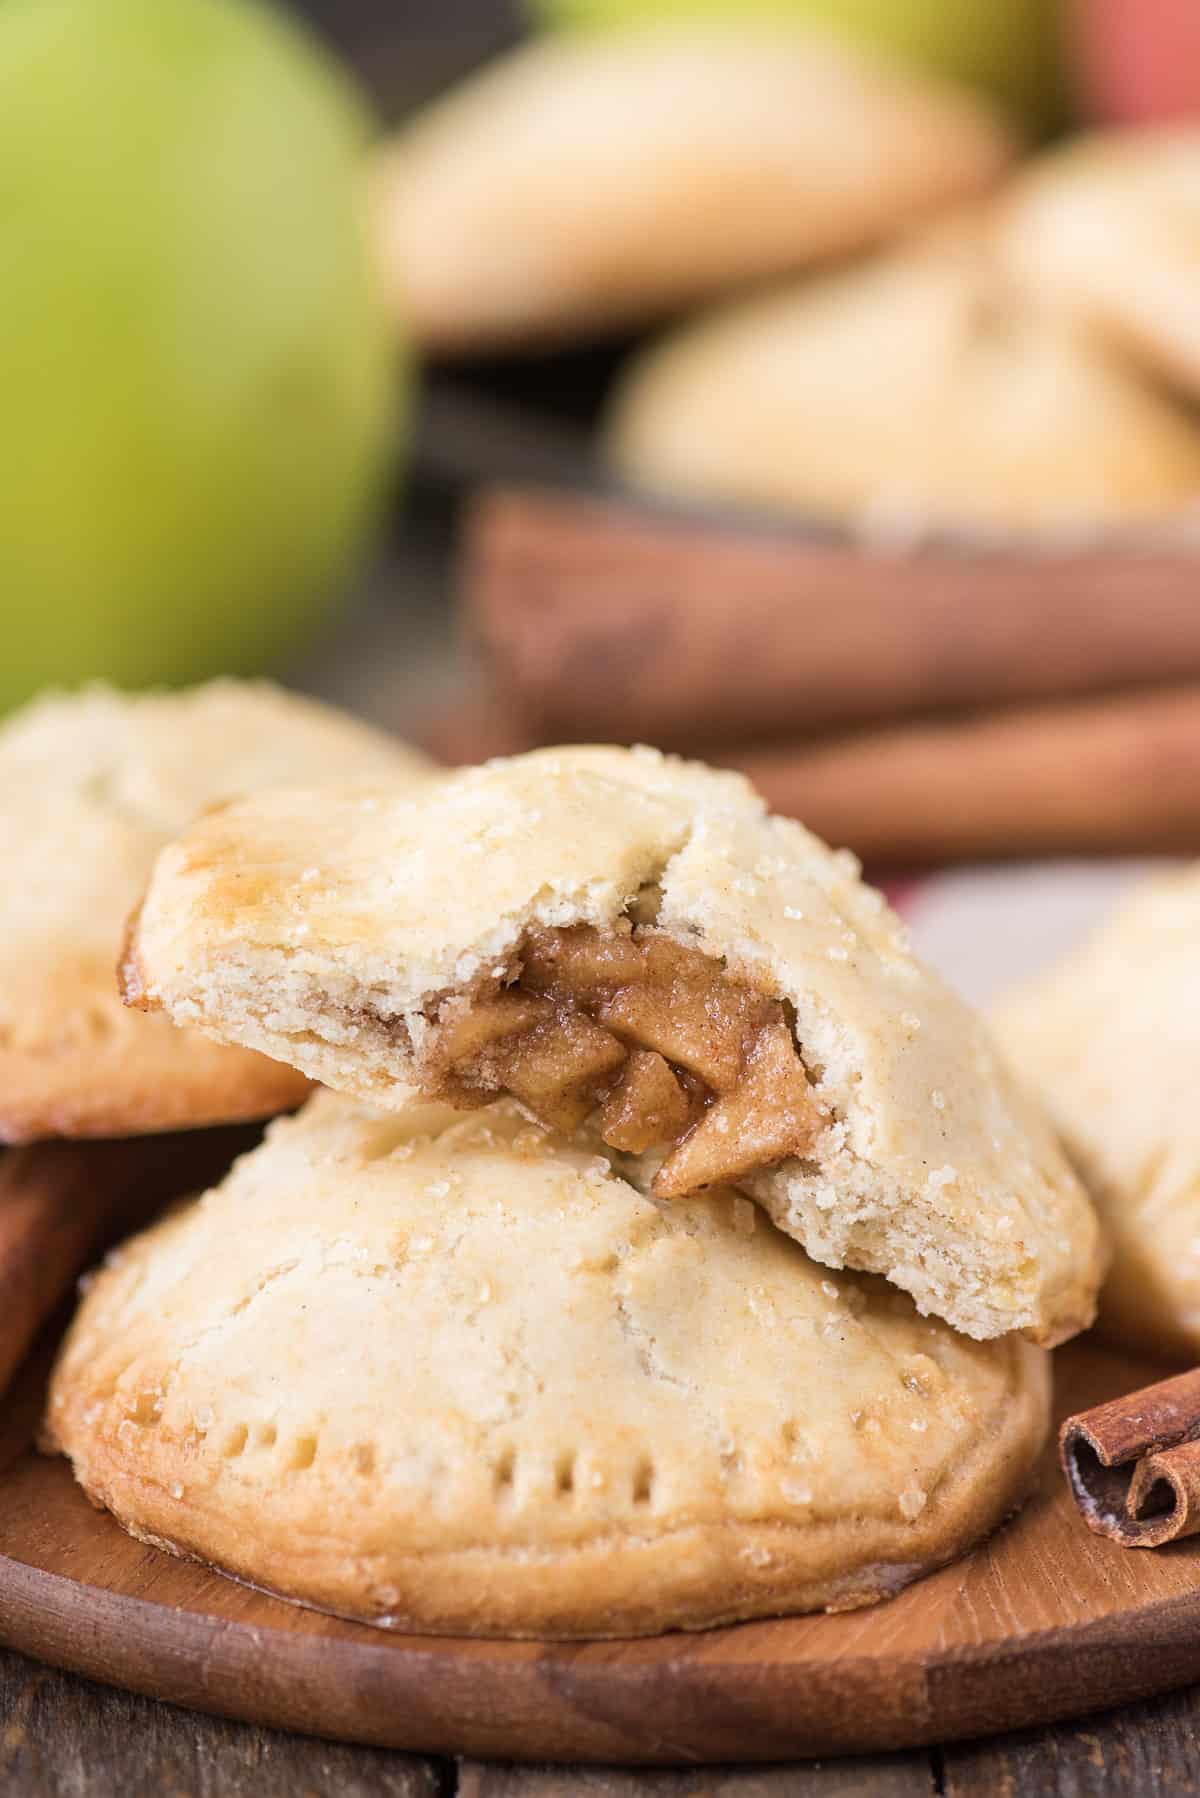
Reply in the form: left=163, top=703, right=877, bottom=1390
left=1, top=902, right=307, bottom=1142
left=116, top=903, right=152, bottom=1012
left=46, top=1349, right=1049, bottom=1639
left=0, top=1040, right=309, bottom=1145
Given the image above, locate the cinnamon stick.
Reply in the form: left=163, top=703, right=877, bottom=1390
left=1060, top=1369, right=1200, bottom=1547
left=425, top=684, right=1200, bottom=865
left=725, top=686, right=1200, bottom=863
left=460, top=485, right=1200, bottom=750
left=0, top=1126, right=256, bottom=1397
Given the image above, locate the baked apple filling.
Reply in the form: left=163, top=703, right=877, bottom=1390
left=422, top=923, right=823, bottom=1197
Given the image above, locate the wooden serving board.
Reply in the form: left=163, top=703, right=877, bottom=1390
left=2, top=1336, right=1200, bottom=1764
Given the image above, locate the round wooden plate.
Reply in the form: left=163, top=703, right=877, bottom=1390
left=1, top=1336, right=1199, bottom=1763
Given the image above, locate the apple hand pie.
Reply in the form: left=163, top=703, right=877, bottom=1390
left=44, top=1089, right=1051, bottom=1638
left=604, top=228, right=1200, bottom=537
left=123, top=745, right=1102, bottom=1347
left=996, top=129, right=1200, bottom=407
left=0, top=681, right=431, bottom=1143
left=994, top=864, right=1200, bottom=1364
left=374, top=24, right=1015, bottom=354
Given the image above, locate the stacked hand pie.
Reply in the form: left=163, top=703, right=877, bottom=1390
left=374, top=24, right=1015, bottom=355
left=0, top=679, right=429, bottom=1390
left=45, top=742, right=1103, bottom=1638
left=608, top=126, right=1200, bottom=539
left=0, top=681, right=429, bottom=1142
left=370, top=17, right=1200, bottom=540
left=607, top=221, right=1200, bottom=540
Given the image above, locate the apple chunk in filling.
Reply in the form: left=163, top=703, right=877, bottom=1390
left=421, top=924, right=823, bottom=1196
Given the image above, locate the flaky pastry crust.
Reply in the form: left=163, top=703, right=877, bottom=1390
left=0, top=681, right=430, bottom=1141
left=125, top=746, right=1102, bottom=1344
left=45, top=1092, right=1051, bottom=1638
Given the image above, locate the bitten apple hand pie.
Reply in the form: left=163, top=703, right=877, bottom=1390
left=994, top=866, right=1200, bottom=1364
left=0, top=681, right=430, bottom=1142
left=124, top=746, right=1102, bottom=1345
left=44, top=1090, right=1051, bottom=1638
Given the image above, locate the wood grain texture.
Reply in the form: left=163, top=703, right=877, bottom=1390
left=0, top=1129, right=256, bottom=1400
left=2, top=1339, right=1200, bottom=1765
left=0, top=1647, right=442, bottom=1798
left=11, top=1646, right=1200, bottom=1798
left=941, top=1682, right=1200, bottom=1796
left=459, top=1760, right=935, bottom=1794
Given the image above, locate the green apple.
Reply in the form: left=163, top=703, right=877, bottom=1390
left=529, top=0, right=1063, bottom=125
left=0, top=0, right=398, bottom=715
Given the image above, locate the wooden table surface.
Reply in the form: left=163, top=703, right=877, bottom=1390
left=6, top=1642, right=1200, bottom=1796
left=8, top=504, right=1198, bottom=1796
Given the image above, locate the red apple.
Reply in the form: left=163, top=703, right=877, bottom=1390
left=1068, top=0, right=1200, bottom=123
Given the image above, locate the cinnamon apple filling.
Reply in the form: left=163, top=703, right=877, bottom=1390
left=421, top=923, right=823, bottom=1197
